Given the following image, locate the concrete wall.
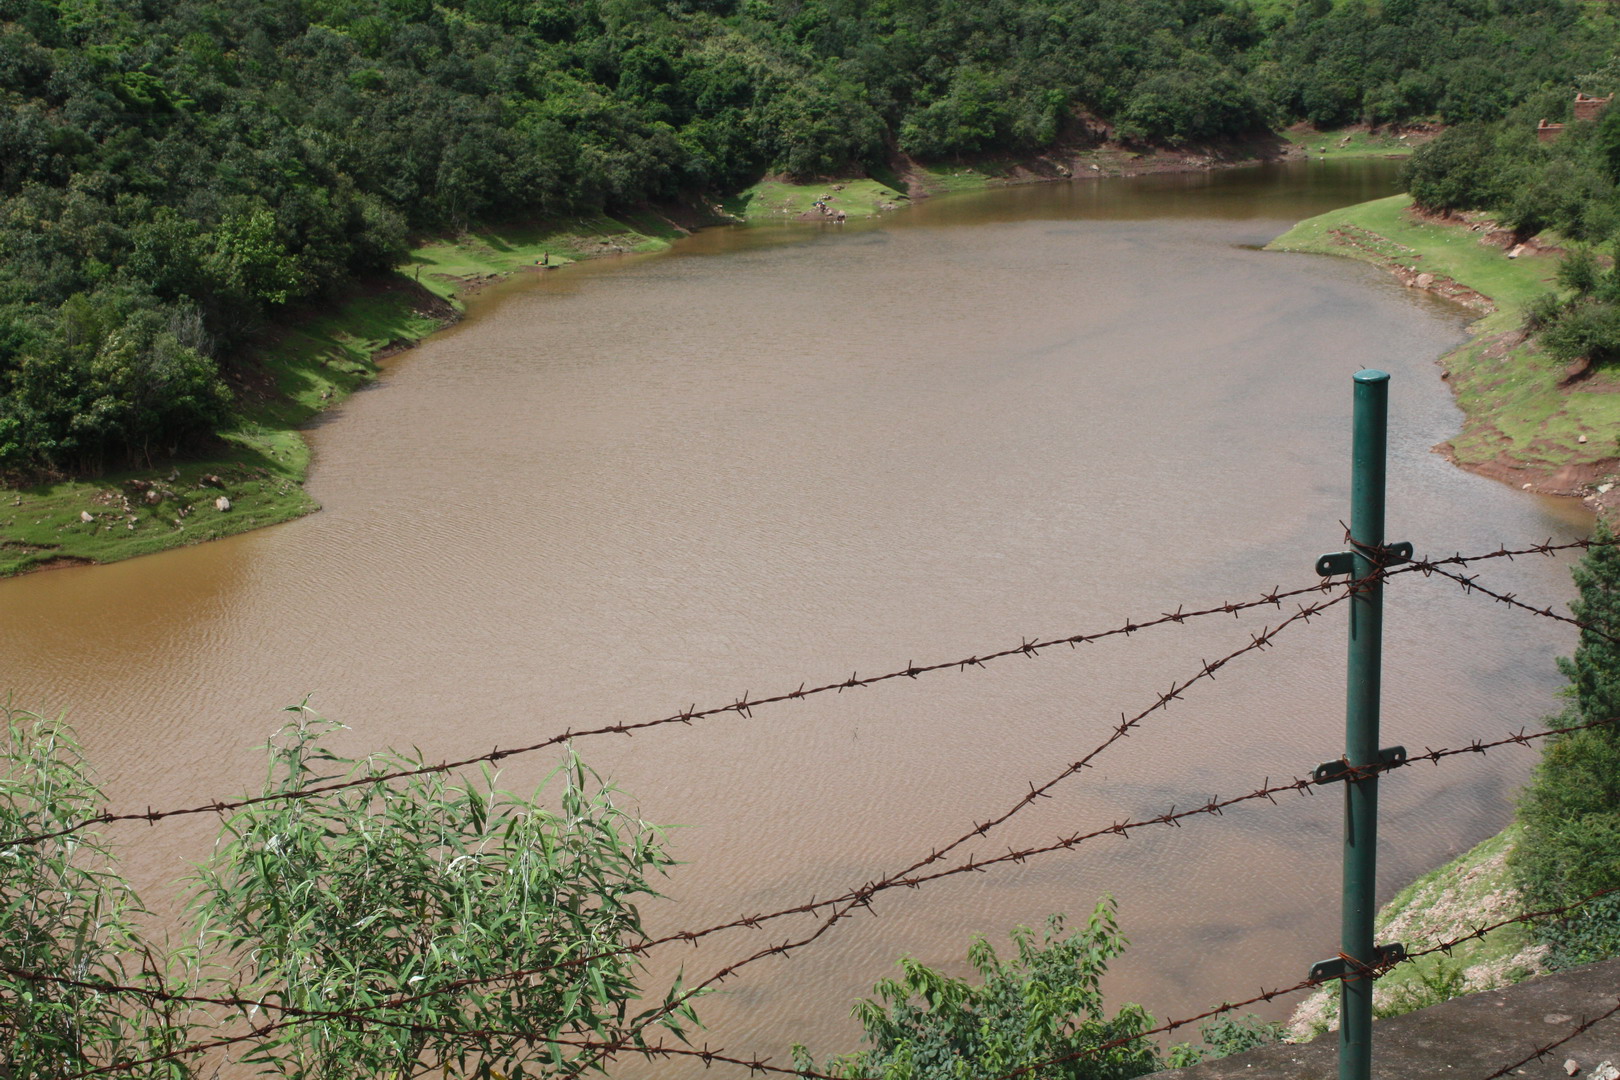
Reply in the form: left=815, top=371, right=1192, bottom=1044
left=1151, top=958, right=1620, bottom=1080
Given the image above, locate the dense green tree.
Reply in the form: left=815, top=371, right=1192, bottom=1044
left=0, top=0, right=1609, bottom=475
left=1513, top=523, right=1620, bottom=966
left=1402, top=124, right=1505, bottom=213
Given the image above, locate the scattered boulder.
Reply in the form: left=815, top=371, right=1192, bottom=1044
left=1588, top=1062, right=1618, bottom=1080
left=1578, top=434, right=1588, bottom=443
left=144, top=490, right=163, bottom=505
left=214, top=496, right=232, bottom=512
left=1415, top=272, right=1436, bottom=288
left=1567, top=1062, right=1581, bottom=1077
left=79, top=511, right=93, bottom=523
left=1507, top=244, right=1527, bottom=259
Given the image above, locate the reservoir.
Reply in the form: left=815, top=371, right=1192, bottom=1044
left=0, top=159, right=1591, bottom=1069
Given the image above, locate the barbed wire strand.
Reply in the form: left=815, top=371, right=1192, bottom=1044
left=1479, top=998, right=1620, bottom=1080
left=9, top=718, right=1607, bottom=1049
left=0, top=578, right=1349, bottom=854
left=34, top=718, right=1607, bottom=1080
left=564, top=698, right=1613, bottom=1077
left=948, top=881, right=1620, bottom=1080
left=563, top=590, right=1357, bottom=1076
left=1411, top=560, right=1620, bottom=647
left=7, top=534, right=1607, bottom=856
left=37, top=872, right=1620, bottom=1080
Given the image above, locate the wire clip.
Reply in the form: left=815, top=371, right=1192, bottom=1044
left=1316, top=541, right=1413, bottom=577
left=1309, top=943, right=1406, bottom=982
left=1313, top=746, right=1407, bottom=783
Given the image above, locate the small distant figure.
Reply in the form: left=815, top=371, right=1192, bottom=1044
left=537, top=252, right=549, bottom=267
left=834, top=210, right=847, bottom=224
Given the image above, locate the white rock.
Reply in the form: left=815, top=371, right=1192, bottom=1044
left=1523, top=483, right=1533, bottom=490
left=1579, top=434, right=1588, bottom=443
left=1588, top=1062, right=1619, bottom=1080
left=1599, top=483, right=1613, bottom=494
left=1507, top=244, right=1526, bottom=259
left=1565, top=1061, right=1580, bottom=1077
left=80, top=511, right=93, bottom=523
left=214, top=496, right=231, bottom=512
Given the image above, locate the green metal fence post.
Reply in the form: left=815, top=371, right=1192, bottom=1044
left=1310, top=369, right=1411, bottom=1080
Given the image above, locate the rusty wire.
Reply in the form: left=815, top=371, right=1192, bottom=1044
left=18, top=715, right=1614, bottom=1080
left=1479, top=998, right=1620, bottom=1080
left=558, top=707, right=1617, bottom=1076
left=1410, top=560, right=1620, bottom=647
left=561, top=588, right=1354, bottom=1076
left=32, top=872, right=1620, bottom=1080
left=0, top=578, right=1347, bottom=854
left=4, top=532, right=1615, bottom=1080
left=5, top=534, right=1607, bottom=857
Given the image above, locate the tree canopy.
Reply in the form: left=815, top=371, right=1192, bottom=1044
left=1, top=0, right=1611, bottom=476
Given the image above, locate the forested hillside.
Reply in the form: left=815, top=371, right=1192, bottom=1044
left=0, top=0, right=1612, bottom=477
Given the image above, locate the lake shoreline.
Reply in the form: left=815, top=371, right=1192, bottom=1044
left=0, top=130, right=1417, bottom=578
left=1266, top=195, right=1617, bottom=524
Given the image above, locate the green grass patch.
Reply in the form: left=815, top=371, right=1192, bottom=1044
left=0, top=452, right=316, bottom=577
left=1268, top=195, right=1620, bottom=481
left=906, top=163, right=1006, bottom=195
left=1290, top=825, right=1541, bottom=1040
left=1269, top=194, right=1553, bottom=308
left=1280, top=127, right=1419, bottom=159
left=1373, top=826, right=1538, bottom=995
left=407, top=214, right=678, bottom=303
left=725, top=178, right=910, bottom=222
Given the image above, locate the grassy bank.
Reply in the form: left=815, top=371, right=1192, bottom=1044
left=2, top=137, right=1413, bottom=577
left=407, top=211, right=688, bottom=302
left=0, top=212, right=681, bottom=577
left=1268, top=194, right=1620, bottom=502
left=1287, top=825, right=1543, bottom=1039
left=721, top=129, right=1325, bottom=224
left=1278, top=126, right=1422, bottom=159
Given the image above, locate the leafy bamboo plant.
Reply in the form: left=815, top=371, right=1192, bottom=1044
left=0, top=701, right=696, bottom=1078
left=0, top=703, right=197, bottom=1078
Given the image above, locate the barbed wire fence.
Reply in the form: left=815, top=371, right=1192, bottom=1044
left=6, top=719, right=1617, bottom=1080
left=2, top=535, right=1618, bottom=1079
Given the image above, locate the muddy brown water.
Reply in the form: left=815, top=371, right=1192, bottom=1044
left=0, top=159, right=1595, bottom=1069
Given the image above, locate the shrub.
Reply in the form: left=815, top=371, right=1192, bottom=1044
left=792, top=901, right=1162, bottom=1080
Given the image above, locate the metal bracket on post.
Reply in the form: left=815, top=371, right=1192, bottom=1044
left=1308, top=943, right=1407, bottom=983
left=1313, top=746, right=1407, bottom=784
left=1315, top=542, right=1412, bottom=578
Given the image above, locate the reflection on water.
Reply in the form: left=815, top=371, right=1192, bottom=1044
left=0, top=158, right=1590, bottom=1069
